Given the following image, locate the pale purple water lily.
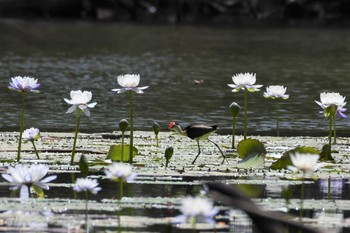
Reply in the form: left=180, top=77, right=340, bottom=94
left=1, top=164, right=57, bottom=199
left=111, top=74, right=149, bottom=93
left=228, top=73, right=262, bottom=92
left=22, top=127, right=40, bottom=142
left=8, top=76, right=40, bottom=93
left=288, top=153, right=321, bottom=174
left=263, top=85, right=289, bottom=99
left=73, top=178, right=101, bottom=195
left=104, top=163, right=137, bottom=182
left=173, top=196, right=219, bottom=226
left=64, top=90, right=97, bottom=117
left=315, top=92, right=347, bottom=118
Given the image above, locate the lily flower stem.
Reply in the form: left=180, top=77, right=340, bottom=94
left=17, top=92, right=26, bottom=162
left=31, top=141, right=40, bottom=159
left=119, top=179, right=124, bottom=200
left=328, top=116, right=332, bottom=155
left=231, top=116, right=236, bottom=149
left=71, top=116, right=81, bottom=165
left=300, top=181, right=305, bottom=220
left=243, top=89, right=248, bottom=139
left=276, top=99, right=280, bottom=137
left=333, top=116, right=337, bottom=144
left=85, top=191, right=89, bottom=232
left=156, top=135, right=159, bottom=148
left=121, top=132, right=125, bottom=162
left=129, top=91, right=134, bottom=164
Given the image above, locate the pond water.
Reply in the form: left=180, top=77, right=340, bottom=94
left=0, top=20, right=349, bottom=136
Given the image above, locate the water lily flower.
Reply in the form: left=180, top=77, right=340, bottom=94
left=228, top=73, right=262, bottom=93
left=64, top=90, right=97, bottom=117
left=104, top=163, right=137, bottom=182
left=315, top=92, right=347, bottom=146
left=263, top=85, right=289, bottom=136
left=228, top=73, right=262, bottom=139
left=173, top=196, right=219, bottom=227
left=263, top=85, right=289, bottom=100
left=22, top=127, right=40, bottom=142
left=111, top=74, right=149, bottom=93
left=73, top=177, right=101, bottom=195
left=112, top=74, right=149, bottom=163
left=2, top=164, right=57, bottom=199
left=8, top=76, right=40, bottom=93
left=315, top=92, right=347, bottom=118
left=22, top=127, right=41, bottom=159
left=8, top=76, right=40, bottom=162
left=64, top=90, right=97, bottom=165
left=288, top=153, right=321, bottom=174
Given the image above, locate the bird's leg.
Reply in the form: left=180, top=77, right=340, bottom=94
left=208, top=139, right=227, bottom=164
left=191, top=140, right=201, bottom=164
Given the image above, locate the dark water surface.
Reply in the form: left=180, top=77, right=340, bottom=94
left=0, top=20, right=349, bottom=135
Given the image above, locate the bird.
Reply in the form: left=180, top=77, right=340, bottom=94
left=168, top=121, right=226, bottom=164
left=204, top=182, right=324, bottom=233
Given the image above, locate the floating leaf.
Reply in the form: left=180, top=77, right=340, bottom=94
left=107, top=144, right=137, bottom=162
left=270, top=146, right=320, bottom=170
left=79, top=154, right=89, bottom=177
left=237, top=139, right=267, bottom=159
left=234, top=153, right=265, bottom=169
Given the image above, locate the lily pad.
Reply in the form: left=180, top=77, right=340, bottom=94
left=270, top=146, right=320, bottom=170
left=106, top=144, right=138, bottom=162
left=237, top=139, right=267, bottom=159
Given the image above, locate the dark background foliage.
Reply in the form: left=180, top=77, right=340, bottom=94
left=1, top=0, right=350, bottom=26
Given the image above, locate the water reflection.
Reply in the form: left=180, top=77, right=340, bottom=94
left=0, top=21, right=349, bottom=135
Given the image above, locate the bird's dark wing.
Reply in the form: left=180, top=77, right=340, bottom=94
left=205, top=182, right=323, bottom=233
left=185, top=124, right=218, bottom=139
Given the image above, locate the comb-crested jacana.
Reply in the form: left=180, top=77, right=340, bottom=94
left=168, top=121, right=226, bottom=164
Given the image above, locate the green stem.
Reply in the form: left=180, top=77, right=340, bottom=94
left=155, top=135, right=159, bottom=148
left=333, top=115, right=337, bottom=144
left=300, top=181, right=305, bottom=220
left=31, top=141, right=40, bottom=159
left=243, top=89, right=248, bottom=139
left=71, top=116, right=81, bottom=165
left=119, top=179, right=124, bottom=200
left=327, top=177, right=331, bottom=200
left=129, top=91, right=134, bottom=164
left=232, top=116, right=236, bottom=149
left=276, top=99, right=280, bottom=137
left=85, top=191, right=89, bottom=232
left=328, top=116, right=332, bottom=156
left=121, top=132, right=125, bottom=162
left=17, top=92, right=26, bottom=162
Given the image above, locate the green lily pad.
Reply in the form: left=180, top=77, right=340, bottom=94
left=79, top=154, right=89, bottom=177
left=235, top=153, right=265, bottom=169
left=106, top=144, right=138, bottom=162
left=270, top=146, right=320, bottom=170
left=237, top=139, right=267, bottom=159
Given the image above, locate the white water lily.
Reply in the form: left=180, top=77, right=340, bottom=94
left=173, top=196, right=219, bottom=226
left=104, top=163, right=137, bottom=182
left=288, top=153, right=321, bottom=174
left=111, top=74, right=149, bottom=93
left=22, top=127, right=40, bottom=142
left=8, top=76, right=40, bottom=93
left=73, top=178, right=101, bottom=195
left=2, top=164, right=57, bottom=199
left=228, top=73, right=262, bottom=92
left=315, top=92, right=347, bottom=118
left=263, top=85, right=289, bottom=99
left=64, top=90, right=97, bottom=117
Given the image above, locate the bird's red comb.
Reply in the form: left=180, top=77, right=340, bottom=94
left=168, top=121, right=176, bottom=129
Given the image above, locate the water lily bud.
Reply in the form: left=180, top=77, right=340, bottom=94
left=153, top=122, right=160, bottom=136
left=229, top=102, right=241, bottom=117
left=165, top=146, right=174, bottom=161
left=119, top=119, right=129, bottom=133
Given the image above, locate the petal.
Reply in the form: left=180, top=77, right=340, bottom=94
left=40, top=175, right=57, bottom=183
left=66, top=105, right=77, bottom=114
left=83, top=108, right=91, bottom=117
left=2, top=174, right=14, bottom=182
